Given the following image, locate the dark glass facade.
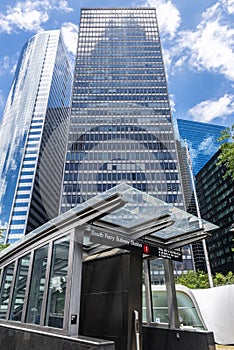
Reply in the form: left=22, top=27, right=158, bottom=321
left=196, top=150, right=234, bottom=274
left=61, top=8, right=184, bottom=210
left=0, top=31, right=72, bottom=243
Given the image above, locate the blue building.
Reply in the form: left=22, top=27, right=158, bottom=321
left=177, top=118, right=226, bottom=176
left=0, top=30, right=72, bottom=243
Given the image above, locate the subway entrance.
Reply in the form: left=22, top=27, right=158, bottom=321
left=0, top=184, right=216, bottom=350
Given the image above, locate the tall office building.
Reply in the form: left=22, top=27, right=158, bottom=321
left=196, top=150, right=234, bottom=274
left=177, top=118, right=226, bottom=176
left=176, top=119, right=227, bottom=271
left=61, top=8, right=194, bottom=275
left=175, top=140, right=207, bottom=271
left=0, top=30, right=72, bottom=243
left=61, top=8, right=184, bottom=208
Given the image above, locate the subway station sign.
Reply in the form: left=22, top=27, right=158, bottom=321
left=90, top=229, right=182, bottom=262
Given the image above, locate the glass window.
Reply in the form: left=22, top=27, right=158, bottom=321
left=176, top=291, right=204, bottom=329
left=26, top=245, right=48, bottom=324
left=45, top=237, right=70, bottom=328
left=10, top=254, right=31, bottom=321
left=0, top=262, right=15, bottom=319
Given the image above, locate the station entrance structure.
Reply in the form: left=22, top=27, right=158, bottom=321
left=0, top=184, right=216, bottom=350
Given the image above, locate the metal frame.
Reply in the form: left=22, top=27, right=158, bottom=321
left=0, top=192, right=126, bottom=334
left=0, top=186, right=216, bottom=337
left=5, top=259, right=18, bottom=320
left=66, top=227, right=83, bottom=336
left=143, top=259, right=153, bottom=325
left=164, top=259, right=180, bottom=329
left=40, top=241, right=53, bottom=326
left=21, top=251, right=34, bottom=322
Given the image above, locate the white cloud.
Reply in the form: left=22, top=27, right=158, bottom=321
left=56, top=0, right=73, bottom=12
left=0, top=56, right=11, bottom=75
left=169, top=94, right=176, bottom=112
left=0, top=55, right=18, bottom=76
left=198, top=136, right=218, bottom=155
left=143, top=0, right=181, bottom=39
left=174, top=1, right=234, bottom=81
left=186, top=142, right=198, bottom=163
left=0, top=90, right=5, bottom=108
left=0, top=0, right=73, bottom=33
left=224, top=0, right=234, bottom=14
left=61, top=22, right=78, bottom=56
left=0, top=219, right=7, bottom=230
left=189, top=94, right=234, bottom=123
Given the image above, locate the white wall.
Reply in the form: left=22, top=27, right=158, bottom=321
left=181, top=284, right=234, bottom=345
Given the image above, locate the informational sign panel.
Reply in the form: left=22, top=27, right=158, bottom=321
left=90, top=229, right=182, bottom=261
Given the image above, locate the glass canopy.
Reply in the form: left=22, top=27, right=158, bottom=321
left=1, top=183, right=218, bottom=259
left=82, top=183, right=217, bottom=251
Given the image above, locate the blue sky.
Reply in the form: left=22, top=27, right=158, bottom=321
left=0, top=0, right=234, bottom=128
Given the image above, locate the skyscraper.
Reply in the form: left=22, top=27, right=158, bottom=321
left=196, top=150, right=234, bottom=274
left=177, top=118, right=226, bottom=176
left=61, top=8, right=184, bottom=208
left=61, top=8, right=194, bottom=275
left=176, top=119, right=227, bottom=271
left=0, top=30, right=72, bottom=244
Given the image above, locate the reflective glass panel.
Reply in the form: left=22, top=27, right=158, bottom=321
left=45, top=237, right=70, bottom=328
left=10, top=254, right=30, bottom=321
left=176, top=291, right=204, bottom=329
left=26, top=245, right=48, bottom=324
left=0, top=262, right=15, bottom=319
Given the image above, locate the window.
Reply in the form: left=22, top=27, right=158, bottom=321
left=45, top=237, right=70, bottom=328
left=10, top=254, right=30, bottom=321
left=0, top=263, right=15, bottom=319
left=26, top=245, right=48, bottom=324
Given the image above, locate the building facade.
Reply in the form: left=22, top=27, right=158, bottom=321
left=196, top=150, right=234, bottom=274
left=61, top=8, right=194, bottom=277
left=61, top=8, right=184, bottom=209
left=0, top=30, right=72, bottom=244
left=176, top=140, right=207, bottom=271
left=176, top=119, right=227, bottom=272
left=177, top=118, right=226, bottom=176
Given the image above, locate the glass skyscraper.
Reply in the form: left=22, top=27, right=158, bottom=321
left=177, top=118, right=226, bottom=176
left=0, top=30, right=72, bottom=243
left=61, top=8, right=184, bottom=211
left=61, top=8, right=194, bottom=275
left=196, top=151, right=234, bottom=274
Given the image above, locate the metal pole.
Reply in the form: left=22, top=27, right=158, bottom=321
left=185, top=142, right=213, bottom=288
left=143, top=259, right=153, bottom=325
left=164, top=259, right=180, bottom=329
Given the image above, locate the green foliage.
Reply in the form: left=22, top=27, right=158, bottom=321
left=176, top=270, right=210, bottom=289
left=176, top=270, right=234, bottom=289
left=0, top=228, right=9, bottom=252
left=213, top=271, right=234, bottom=286
left=217, top=124, right=234, bottom=180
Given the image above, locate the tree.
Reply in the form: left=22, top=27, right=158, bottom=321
left=213, top=271, right=234, bottom=286
left=176, top=270, right=234, bottom=289
left=0, top=228, right=9, bottom=252
left=175, top=270, right=210, bottom=289
left=217, top=124, right=234, bottom=180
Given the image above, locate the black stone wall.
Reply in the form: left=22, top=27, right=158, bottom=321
left=142, top=326, right=216, bottom=350
left=79, top=252, right=142, bottom=350
left=0, top=325, right=114, bottom=350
